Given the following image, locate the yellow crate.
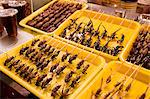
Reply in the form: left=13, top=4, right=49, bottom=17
left=19, top=0, right=88, bottom=35
left=120, top=24, right=150, bottom=73
left=76, top=61, right=150, bottom=99
left=53, top=10, right=141, bottom=62
left=0, top=35, right=105, bottom=99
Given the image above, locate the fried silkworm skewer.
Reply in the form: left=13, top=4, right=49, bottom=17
left=51, top=85, right=61, bottom=97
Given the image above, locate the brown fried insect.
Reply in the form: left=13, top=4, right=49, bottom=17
left=61, top=52, right=70, bottom=62
left=27, top=72, right=38, bottom=83
left=25, top=48, right=35, bottom=57
left=8, top=60, right=21, bottom=69
left=41, top=77, right=53, bottom=89
left=31, top=39, right=40, bottom=46
left=50, top=63, right=59, bottom=73
left=19, top=46, right=29, bottom=55
left=35, top=74, right=47, bottom=86
left=51, top=85, right=61, bottom=97
left=51, top=50, right=60, bottom=60
left=38, top=40, right=47, bottom=47
left=70, top=75, right=81, bottom=88
left=48, top=47, right=55, bottom=56
left=15, top=64, right=25, bottom=72
left=68, top=54, right=77, bottom=64
left=65, top=71, right=75, bottom=83
left=55, top=65, right=67, bottom=75
left=19, top=66, right=29, bottom=76
left=94, top=78, right=103, bottom=98
left=60, top=87, right=72, bottom=99
left=82, top=64, right=90, bottom=74
left=117, top=34, right=125, bottom=44
left=139, top=86, right=149, bottom=99
left=22, top=68, right=34, bottom=79
left=4, top=56, right=15, bottom=66
left=76, top=60, right=84, bottom=69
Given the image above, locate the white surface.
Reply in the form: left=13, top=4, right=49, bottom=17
left=0, top=27, right=34, bottom=53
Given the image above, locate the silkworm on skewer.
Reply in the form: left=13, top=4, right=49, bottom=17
left=41, top=77, right=53, bottom=89
left=38, top=60, right=50, bottom=70
left=51, top=85, right=61, bottom=97
left=35, top=74, right=47, bottom=86
left=25, top=48, right=36, bottom=57
left=22, top=68, right=34, bottom=79
left=4, top=56, right=15, bottom=66
left=64, top=71, right=75, bottom=83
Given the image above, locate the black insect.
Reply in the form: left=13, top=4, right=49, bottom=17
left=101, top=40, right=111, bottom=52
left=70, top=75, right=81, bottom=88
left=61, top=52, right=70, bottom=62
left=117, top=34, right=125, bottom=43
left=112, top=46, right=123, bottom=56
left=41, top=77, right=52, bottom=88
left=101, top=25, right=108, bottom=39
left=55, top=65, right=67, bottom=75
left=35, top=74, right=47, bottom=86
left=109, top=28, right=121, bottom=40
left=65, top=71, right=75, bottom=83
left=34, top=53, right=43, bottom=63
left=85, top=36, right=92, bottom=47
left=19, top=46, right=29, bottom=55
left=36, top=58, right=46, bottom=68
left=4, top=56, right=15, bottom=66
left=68, top=55, right=78, bottom=64
left=29, top=51, right=38, bottom=61
left=51, top=85, right=61, bottom=97
left=31, top=39, right=40, bottom=46
left=94, top=23, right=102, bottom=36
left=82, top=64, right=90, bottom=74
left=93, top=36, right=101, bottom=50
left=76, top=60, right=84, bottom=69
left=50, top=63, right=59, bottom=73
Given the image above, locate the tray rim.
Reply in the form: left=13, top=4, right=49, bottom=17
left=19, top=0, right=88, bottom=35
left=53, top=9, right=141, bottom=62
left=0, top=35, right=106, bottom=99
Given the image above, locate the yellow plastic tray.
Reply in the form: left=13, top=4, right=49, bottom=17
left=76, top=61, right=150, bottom=99
left=120, top=24, right=150, bottom=72
left=19, top=0, right=88, bottom=35
left=53, top=10, right=141, bottom=62
left=0, top=35, right=105, bottom=99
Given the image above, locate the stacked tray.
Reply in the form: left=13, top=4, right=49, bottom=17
left=76, top=61, right=150, bottom=99
left=120, top=24, right=150, bottom=71
left=0, top=35, right=105, bottom=98
left=19, top=0, right=87, bottom=35
left=53, top=10, right=141, bottom=62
